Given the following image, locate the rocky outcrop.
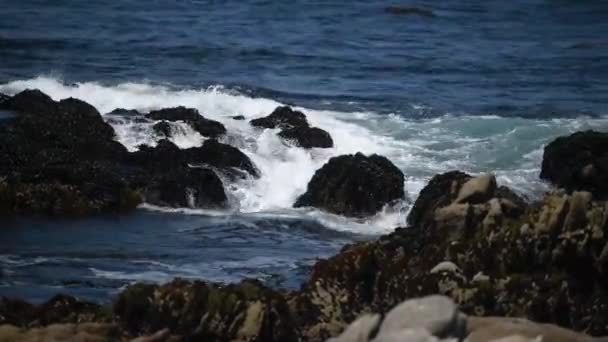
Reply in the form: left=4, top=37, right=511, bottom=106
left=541, top=130, right=608, bottom=199
left=0, top=295, right=111, bottom=327
left=0, top=90, right=245, bottom=216
left=251, top=106, right=334, bottom=149
left=131, top=139, right=258, bottom=178
left=152, top=120, right=172, bottom=138
left=114, top=279, right=297, bottom=341
left=295, top=153, right=404, bottom=217
left=295, top=173, right=608, bottom=340
left=147, top=106, right=226, bottom=138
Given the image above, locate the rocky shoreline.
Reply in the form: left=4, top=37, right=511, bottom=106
left=1, top=89, right=607, bottom=341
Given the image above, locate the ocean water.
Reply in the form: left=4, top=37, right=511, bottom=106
left=1, top=0, right=608, bottom=303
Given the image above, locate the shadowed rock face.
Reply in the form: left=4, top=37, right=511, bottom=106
left=147, top=106, right=226, bottom=138
left=295, top=153, right=405, bottom=217
left=251, top=106, right=334, bottom=149
left=541, top=130, right=608, bottom=199
left=152, top=120, right=172, bottom=138
left=0, top=90, right=249, bottom=216
left=2, top=168, right=608, bottom=341
left=113, top=279, right=298, bottom=341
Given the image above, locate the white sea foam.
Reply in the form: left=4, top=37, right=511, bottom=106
left=2, top=76, right=608, bottom=234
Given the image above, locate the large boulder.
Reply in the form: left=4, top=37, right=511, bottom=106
left=294, top=153, right=404, bottom=217
left=541, top=130, right=608, bottom=199
left=147, top=106, right=226, bottom=138
left=251, top=106, right=334, bottom=149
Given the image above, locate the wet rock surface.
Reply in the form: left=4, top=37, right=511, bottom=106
left=541, top=130, right=608, bottom=199
left=2, top=104, right=608, bottom=342
left=295, top=153, right=405, bottom=217
left=251, top=106, right=334, bottom=148
left=146, top=106, right=226, bottom=138
left=0, top=89, right=254, bottom=216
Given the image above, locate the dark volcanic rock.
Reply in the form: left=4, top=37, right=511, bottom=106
left=189, top=139, right=259, bottom=178
left=250, top=106, right=308, bottom=129
left=140, top=167, right=227, bottom=208
left=279, top=126, right=334, bottom=148
left=251, top=106, right=333, bottom=149
left=5, top=89, right=57, bottom=116
left=385, top=5, right=435, bottom=17
left=131, top=139, right=258, bottom=178
left=541, top=130, right=608, bottom=199
left=147, top=106, right=226, bottom=138
left=232, top=115, right=245, bottom=120
left=0, top=294, right=110, bottom=327
left=114, top=279, right=298, bottom=341
left=295, top=153, right=405, bottom=217
left=152, top=120, right=172, bottom=137
left=0, top=93, right=11, bottom=109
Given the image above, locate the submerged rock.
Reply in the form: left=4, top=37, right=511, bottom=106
left=541, top=130, right=608, bottom=199
left=384, top=6, right=435, bottom=17
left=147, top=106, right=226, bottom=138
left=251, top=106, right=334, bottom=148
left=294, top=153, right=404, bottom=217
left=0, top=93, right=10, bottom=109
left=188, top=139, right=259, bottom=178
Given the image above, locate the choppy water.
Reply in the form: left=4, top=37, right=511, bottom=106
left=1, top=0, right=607, bottom=303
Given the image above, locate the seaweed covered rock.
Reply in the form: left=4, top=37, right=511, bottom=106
left=294, top=153, right=404, bottom=217
left=295, top=176, right=608, bottom=340
left=0, top=295, right=110, bottom=327
left=251, top=106, right=334, bottom=149
left=541, top=130, right=608, bottom=199
left=147, top=106, right=226, bottom=138
left=114, top=279, right=298, bottom=341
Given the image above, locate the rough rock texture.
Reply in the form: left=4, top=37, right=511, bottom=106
left=0, top=90, right=241, bottom=216
left=0, top=295, right=111, bottom=327
left=152, top=120, right=172, bottom=138
left=251, top=106, right=334, bottom=149
left=147, top=106, right=226, bottom=138
left=330, top=295, right=601, bottom=342
left=541, top=130, right=608, bottom=199
left=294, top=153, right=405, bottom=217
left=294, top=172, right=608, bottom=340
left=114, top=279, right=298, bottom=341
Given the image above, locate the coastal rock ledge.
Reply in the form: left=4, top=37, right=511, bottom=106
left=3, top=157, right=608, bottom=340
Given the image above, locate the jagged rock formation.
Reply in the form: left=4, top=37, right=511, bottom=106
left=251, top=106, right=333, bottom=148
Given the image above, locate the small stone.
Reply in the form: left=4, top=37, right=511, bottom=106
left=472, top=272, right=490, bottom=284
left=430, top=261, right=460, bottom=274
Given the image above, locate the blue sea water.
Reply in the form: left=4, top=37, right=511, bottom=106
left=0, top=0, right=608, bottom=303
